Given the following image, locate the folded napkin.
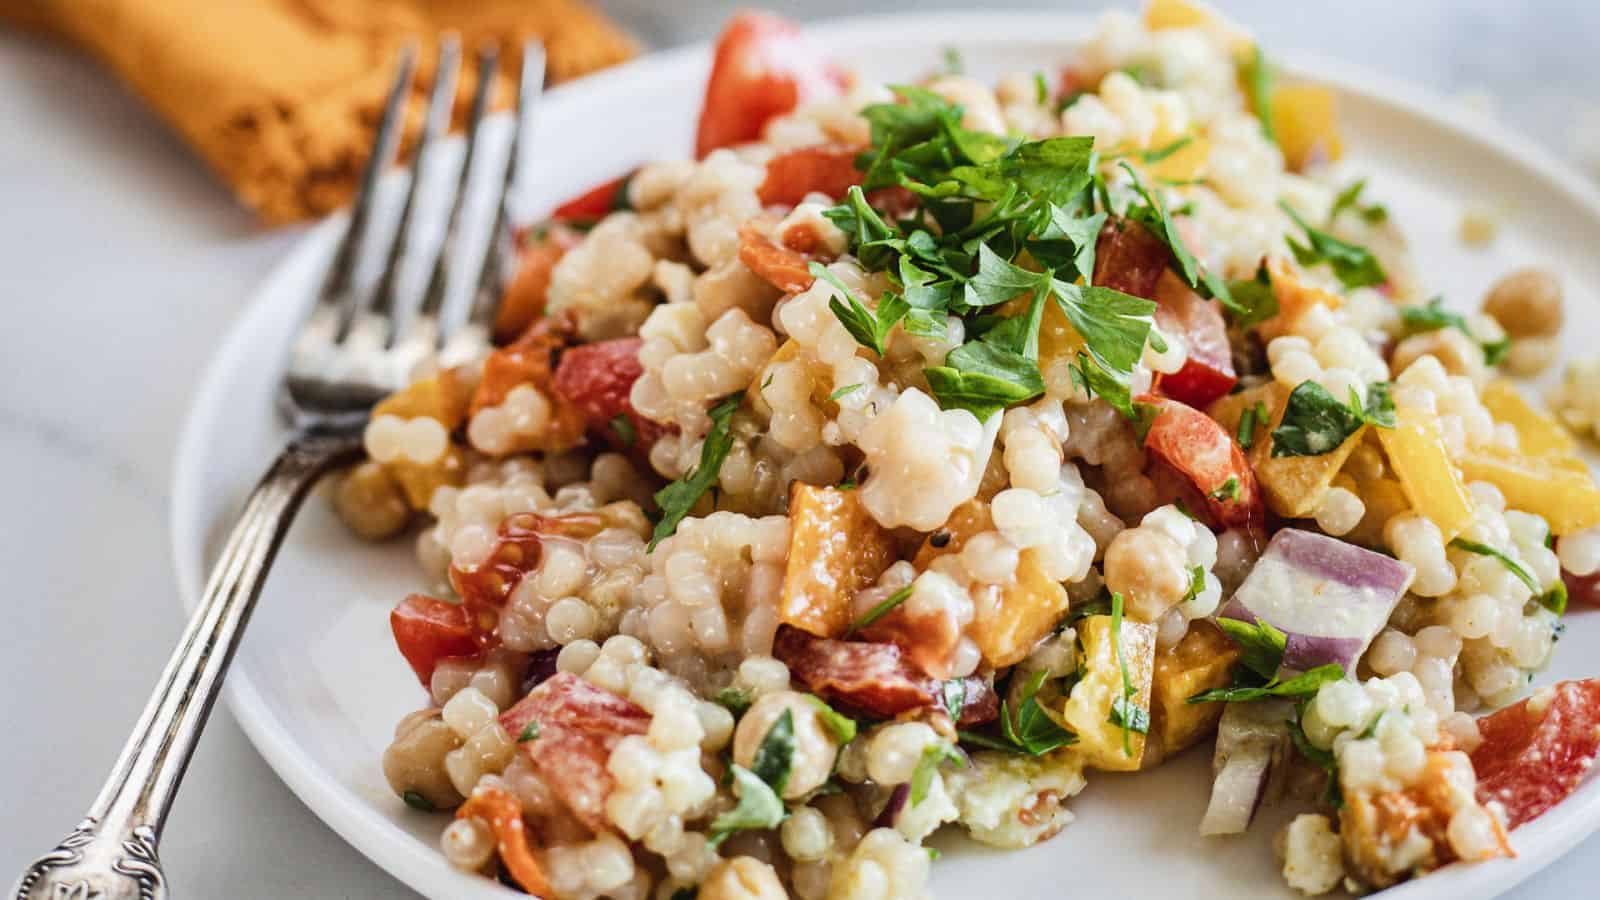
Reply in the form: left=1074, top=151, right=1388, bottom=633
left=6, top=0, right=638, bottom=223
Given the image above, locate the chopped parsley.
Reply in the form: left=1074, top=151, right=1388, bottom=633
left=709, top=710, right=795, bottom=846
left=813, top=262, right=908, bottom=358
left=1280, top=200, right=1387, bottom=290
left=517, top=721, right=540, bottom=743
left=1400, top=297, right=1511, bottom=366
left=402, top=791, right=436, bottom=812
left=909, top=742, right=966, bottom=806
left=959, top=669, right=1077, bottom=756
left=806, top=695, right=859, bottom=745
left=649, top=391, right=743, bottom=549
left=1288, top=707, right=1343, bottom=807
left=1224, top=262, right=1279, bottom=330
left=1209, top=476, right=1241, bottom=502
left=1108, top=591, right=1147, bottom=755
left=828, top=383, right=864, bottom=401
left=1241, top=44, right=1276, bottom=145
left=1270, top=380, right=1395, bottom=458
left=848, top=584, right=913, bottom=635
left=1237, top=400, right=1269, bottom=450
left=1329, top=178, right=1388, bottom=225
left=1181, top=565, right=1206, bottom=605
left=1119, top=162, right=1236, bottom=312
left=941, top=678, right=967, bottom=722
left=1215, top=616, right=1288, bottom=681
left=1187, top=663, right=1345, bottom=704
left=715, top=686, right=753, bottom=717
left=608, top=414, right=636, bottom=448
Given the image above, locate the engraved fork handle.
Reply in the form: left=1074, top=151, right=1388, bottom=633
left=12, top=432, right=362, bottom=900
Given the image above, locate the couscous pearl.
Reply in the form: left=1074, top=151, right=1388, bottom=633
left=441, top=817, right=496, bottom=871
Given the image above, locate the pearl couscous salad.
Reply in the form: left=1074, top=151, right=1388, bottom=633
left=332, top=3, right=1600, bottom=897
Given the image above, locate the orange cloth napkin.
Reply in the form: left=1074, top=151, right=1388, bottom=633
left=5, top=0, right=637, bottom=223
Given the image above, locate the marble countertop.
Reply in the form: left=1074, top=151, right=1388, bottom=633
left=1, top=3, right=1595, bottom=897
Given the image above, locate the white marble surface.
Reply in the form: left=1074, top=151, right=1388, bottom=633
left=1, top=2, right=1596, bottom=897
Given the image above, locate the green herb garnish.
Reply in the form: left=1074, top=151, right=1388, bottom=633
left=829, top=383, right=864, bottom=401
left=608, top=414, right=637, bottom=448
left=1188, top=663, right=1345, bottom=704
left=1450, top=538, right=1558, bottom=613
left=649, top=391, right=743, bottom=548
left=1109, top=591, right=1145, bottom=756
left=806, top=695, right=859, bottom=745
left=1270, top=380, right=1395, bottom=458
left=1237, top=400, right=1269, bottom=450
left=1224, top=262, right=1279, bottom=330
left=1280, top=200, right=1387, bottom=289
left=518, top=721, right=540, bottom=743
left=402, top=791, right=436, bottom=812
left=1329, top=178, right=1388, bottom=225
left=708, top=765, right=786, bottom=846
left=1209, top=476, right=1241, bottom=502
left=715, top=686, right=753, bottom=717
left=1215, top=616, right=1289, bottom=681
left=910, top=742, right=966, bottom=806
left=1399, top=297, right=1511, bottom=366
left=1241, top=44, right=1276, bottom=145
left=849, top=584, right=913, bottom=635
left=959, top=669, right=1077, bottom=756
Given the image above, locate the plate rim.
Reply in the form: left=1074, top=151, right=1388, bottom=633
left=169, top=11, right=1600, bottom=900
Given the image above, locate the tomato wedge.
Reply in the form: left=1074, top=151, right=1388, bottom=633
left=1151, top=272, right=1237, bottom=408
left=1470, top=678, right=1600, bottom=829
left=695, top=12, right=848, bottom=158
left=738, top=220, right=816, bottom=293
left=1093, top=218, right=1171, bottom=299
left=390, top=594, right=480, bottom=686
left=757, top=144, right=864, bottom=207
left=552, top=337, right=671, bottom=456
left=551, top=175, right=631, bottom=223
left=1139, top=394, right=1263, bottom=532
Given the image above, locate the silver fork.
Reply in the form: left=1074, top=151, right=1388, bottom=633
left=11, top=37, right=546, bottom=900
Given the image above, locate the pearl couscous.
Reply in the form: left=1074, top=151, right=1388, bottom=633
left=337, top=4, right=1600, bottom=897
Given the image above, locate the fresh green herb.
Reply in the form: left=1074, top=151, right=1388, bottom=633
left=1449, top=538, right=1543, bottom=597
left=1288, top=709, right=1343, bottom=808
left=814, top=262, right=908, bottom=357
left=1329, top=178, right=1388, bottom=225
left=1138, top=135, right=1194, bottom=165
left=715, top=686, right=753, bottom=717
left=650, top=392, right=744, bottom=549
left=402, top=790, right=436, bottom=812
left=927, top=847, right=942, bottom=861
left=1539, top=579, right=1569, bottom=617
left=1188, top=663, right=1346, bottom=704
left=1270, top=380, right=1395, bottom=458
left=1118, top=63, right=1155, bottom=86
left=708, top=765, right=786, bottom=846
left=838, top=478, right=858, bottom=490
left=761, top=372, right=774, bottom=391
left=1109, top=591, right=1144, bottom=756
left=518, top=721, right=541, bottom=743
left=960, top=669, right=1077, bottom=756
left=1237, top=400, right=1269, bottom=450
left=609, top=173, right=636, bottom=213
left=1399, top=297, right=1512, bottom=367
left=751, top=709, right=796, bottom=794
left=941, top=46, right=964, bottom=75
left=910, top=742, right=966, bottom=806
left=829, top=383, right=864, bottom=401
left=1065, top=594, right=1113, bottom=627
left=1280, top=200, right=1387, bottom=290
left=806, top=695, right=859, bottom=745
left=1241, top=44, right=1276, bottom=145
left=1181, top=565, right=1206, bottom=605
left=1215, top=616, right=1289, bottom=681
left=1119, top=162, right=1236, bottom=312
left=1033, top=71, right=1051, bottom=106
left=1357, top=711, right=1386, bottom=740
left=608, top=414, right=637, bottom=448
left=849, top=584, right=914, bottom=635
left=1225, top=262, right=1279, bottom=330
left=942, top=678, right=968, bottom=723
left=1209, top=476, right=1241, bottom=502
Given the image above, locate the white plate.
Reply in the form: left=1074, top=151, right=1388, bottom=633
left=171, top=12, right=1600, bottom=900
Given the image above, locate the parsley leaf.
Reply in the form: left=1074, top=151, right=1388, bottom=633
left=1270, top=380, right=1394, bottom=458
left=1215, top=616, right=1289, bottom=681
left=1241, top=44, right=1276, bottom=145
left=1449, top=538, right=1542, bottom=597
left=1237, top=400, right=1269, bottom=450
left=806, top=695, right=859, bottom=745
left=1187, top=663, right=1346, bottom=704
left=1288, top=708, right=1342, bottom=808
left=1329, top=178, right=1388, bottom=225
left=708, top=765, right=786, bottom=846
left=965, top=243, right=1047, bottom=309
left=1225, top=262, right=1279, bottom=329
left=941, top=679, right=968, bottom=723
left=1540, top=578, right=1569, bottom=617
left=608, top=414, right=636, bottom=448
left=1209, top=476, right=1241, bottom=501
left=1109, top=591, right=1145, bottom=756
left=650, top=392, right=743, bottom=548
left=910, top=742, right=966, bottom=806
left=1280, top=200, right=1387, bottom=289
left=961, top=669, right=1077, bottom=756
left=1119, top=162, right=1236, bottom=310
left=829, top=383, right=864, bottom=401
left=848, top=584, right=913, bottom=634
left=715, top=686, right=753, bottom=717
left=518, top=721, right=540, bottom=743
left=751, top=709, right=796, bottom=794
left=1400, top=297, right=1511, bottom=367
left=813, top=262, right=907, bottom=357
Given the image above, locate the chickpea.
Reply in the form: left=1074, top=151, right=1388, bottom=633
left=697, top=856, right=787, bottom=900
left=1482, top=268, right=1562, bottom=338
left=1103, top=527, right=1190, bottom=623
left=1390, top=329, right=1487, bottom=387
left=732, top=691, right=840, bottom=799
left=383, top=709, right=465, bottom=810
left=332, top=461, right=411, bottom=540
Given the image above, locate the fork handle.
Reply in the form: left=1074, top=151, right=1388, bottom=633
left=11, top=431, right=362, bottom=900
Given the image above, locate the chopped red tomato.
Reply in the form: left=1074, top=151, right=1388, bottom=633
left=773, top=625, right=996, bottom=726
left=550, top=174, right=631, bottom=223
left=1470, top=678, right=1600, bottom=829
left=757, top=144, right=864, bottom=207
left=1139, top=394, right=1263, bottom=533
left=498, top=672, right=650, bottom=833
left=552, top=337, right=671, bottom=455
left=1563, top=570, right=1600, bottom=608
left=449, top=512, right=609, bottom=641
left=454, top=785, right=552, bottom=897
left=494, top=226, right=581, bottom=344
left=859, top=604, right=961, bottom=681
left=1151, top=272, right=1237, bottom=408
left=695, top=12, right=848, bottom=158
left=390, top=594, right=480, bottom=686
left=739, top=220, right=815, bottom=293
left=1093, top=218, right=1171, bottom=299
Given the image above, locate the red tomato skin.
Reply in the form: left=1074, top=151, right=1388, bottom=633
left=695, top=12, right=848, bottom=158
left=738, top=220, right=816, bottom=293
left=1563, top=570, right=1600, bottom=607
left=1093, top=218, right=1171, bottom=299
left=757, top=144, right=864, bottom=207
left=552, top=337, right=670, bottom=455
left=390, top=594, right=480, bottom=687
left=551, top=175, right=629, bottom=222
left=1151, top=273, right=1237, bottom=409
left=1470, top=678, right=1600, bottom=829
left=1138, top=394, right=1263, bottom=533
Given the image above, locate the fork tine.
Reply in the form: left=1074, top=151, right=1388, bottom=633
left=416, top=45, right=500, bottom=339
left=321, top=43, right=415, bottom=315
left=362, top=34, right=463, bottom=346
left=463, top=40, right=547, bottom=337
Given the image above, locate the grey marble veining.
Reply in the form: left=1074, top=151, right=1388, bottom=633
left=0, top=2, right=1595, bottom=897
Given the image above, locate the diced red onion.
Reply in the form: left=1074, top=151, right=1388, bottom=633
left=873, top=783, right=911, bottom=828
left=1200, top=699, right=1292, bottom=835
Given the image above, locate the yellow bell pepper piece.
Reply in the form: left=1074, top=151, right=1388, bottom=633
left=1145, top=0, right=1216, bottom=29
left=1376, top=403, right=1475, bottom=540
left=1148, top=133, right=1210, bottom=184
left=1272, top=84, right=1343, bottom=171
left=1145, top=621, right=1239, bottom=768
left=1458, top=448, right=1600, bottom=536
left=1481, top=379, right=1582, bottom=460
left=1209, top=382, right=1363, bottom=519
